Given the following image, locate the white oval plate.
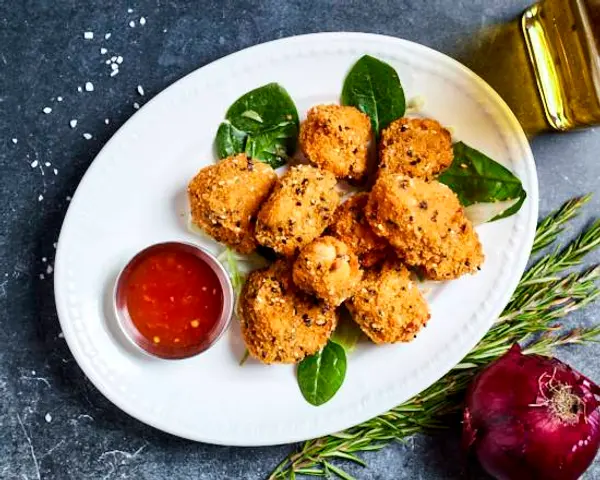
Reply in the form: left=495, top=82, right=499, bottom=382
left=55, top=32, right=538, bottom=446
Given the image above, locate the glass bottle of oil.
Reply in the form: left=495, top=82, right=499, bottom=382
left=522, top=0, right=600, bottom=130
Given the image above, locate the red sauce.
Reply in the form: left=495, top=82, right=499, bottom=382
left=123, top=248, right=224, bottom=352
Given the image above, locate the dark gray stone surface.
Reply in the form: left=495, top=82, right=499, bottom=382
left=1, top=0, right=599, bottom=478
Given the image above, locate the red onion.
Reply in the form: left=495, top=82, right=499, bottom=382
left=463, top=344, right=600, bottom=480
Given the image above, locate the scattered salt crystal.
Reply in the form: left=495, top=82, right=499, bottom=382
left=42, top=257, right=47, bottom=263
left=110, top=63, right=118, bottom=71
left=30, top=160, right=39, bottom=168
left=57, top=96, right=63, bottom=102
left=105, top=33, right=111, bottom=40
left=83, top=133, right=92, bottom=140
left=11, top=138, right=17, bottom=144
left=163, top=28, right=167, bottom=33
left=116, top=56, right=123, bottom=64
left=39, top=274, right=45, bottom=280
left=137, top=85, right=144, bottom=96
left=128, top=7, right=133, bottom=13
left=104, top=118, right=110, bottom=124
left=46, top=265, right=53, bottom=274
left=53, top=168, right=58, bottom=175
left=139, top=17, right=146, bottom=26
left=45, top=413, right=52, bottom=423
left=85, top=82, right=94, bottom=92
left=32, top=370, right=36, bottom=375
left=100, top=47, right=107, bottom=55
left=44, top=162, right=51, bottom=167
left=110, top=69, right=119, bottom=77
left=38, top=194, right=44, bottom=202
left=105, top=59, right=111, bottom=65
left=110, top=55, right=117, bottom=62
left=66, top=196, right=72, bottom=201
left=84, top=31, right=94, bottom=40
left=53, top=243, right=57, bottom=249
left=129, top=20, right=135, bottom=28
left=77, top=86, right=82, bottom=92
left=42, top=107, right=52, bottom=114
left=58, top=332, right=64, bottom=338
left=69, top=119, right=77, bottom=128
left=133, top=102, right=140, bottom=109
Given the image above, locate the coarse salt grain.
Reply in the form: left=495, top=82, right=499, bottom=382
left=43, top=107, right=52, bottom=114
left=53, top=242, right=57, bottom=249
left=53, top=168, right=58, bottom=175
left=42, top=257, right=47, bottom=262
left=105, top=59, right=111, bottom=65
left=84, top=31, right=94, bottom=39
left=128, top=7, right=133, bottom=13
left=69, top=119, right=77, bottom=128
left=46, top=265, right=53, bottom=274
left=104, top=118, right=110, bottom=124
left=116, top=56, right=123, bottom=64
left=110, top=55, right=117, bottom=61
left=83, top=133, right=92, bottom=140
left=105, top=33, right=111, bottom=39
left=100, top=47, right=107, bottom=55
left=133, top=102, right=140, bottom=109
left=140, top=17, right=146, bottom=25
left=57, top=96, right=63, bottom=102
left=77, top=86, right=82, bottom=92
left=85, top=82, right=94, bottom=92
left=45, top=413, right=52, bottom=423
left=30, top=160, right=39, bottom=168
left=44, top=162, right=51, bottom=167
left=110, top=63, right=118, bottom=71
left=38, top=194, right=43, bottom=202
left=11, top=138, right=17, bottom=144
left=129, top=20, right=135, bottom=28
left=137, top=85, right=144, bottom=96
left=39, top=274, right=45, bottom=280
left=58, top=331, right=64, bottom=337
left=66, top=196, right=72, bottom=201
left=110, top=69, right=119, bottom=77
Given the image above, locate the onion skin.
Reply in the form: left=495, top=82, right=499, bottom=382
left=463, top=344, right=600, bottom=480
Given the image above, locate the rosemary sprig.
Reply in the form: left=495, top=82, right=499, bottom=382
left=270, top=196, right=600, bottom=480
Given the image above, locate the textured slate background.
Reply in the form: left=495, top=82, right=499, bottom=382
left=1, top=0, right=599, bottom=478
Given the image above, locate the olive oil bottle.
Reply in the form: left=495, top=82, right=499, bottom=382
left=522, top=0, right=600, bottom=130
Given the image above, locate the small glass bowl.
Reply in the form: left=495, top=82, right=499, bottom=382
left=113, top=242, right=234, bottom=360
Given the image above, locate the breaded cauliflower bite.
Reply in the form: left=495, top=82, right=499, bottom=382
left=379, top=118, right=453, bottom=180
left=255, top=165, right=340, bottom=257
left=188, top=154, right=277, bottom=254
left=293, top=236, right=362, bottom=306
left=366, top=174, right=484, bottom=280
left=327, top=193, right=389, bottom=267
left=239, top=260, right=338, bottom=364
left=346, top=259, right=430, bottom=344
left=299, top=105, right=372, bottom=183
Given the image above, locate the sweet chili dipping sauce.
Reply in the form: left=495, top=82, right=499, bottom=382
left=115, top=243, right=231, bottom=359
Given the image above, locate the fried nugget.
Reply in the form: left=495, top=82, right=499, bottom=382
left=293, top=236, right=362, bottom=306
left=299, top=105, right=372, bottom=182
left=327, top=193, right=389, bottom=267
left=366, top=174, right=484, bottom=280
left=379, top=118, right=452, bottom=180
left=255, top=165, right=340, bottom=257
left=188, top=154, right=277, bottom=254
left=346, top=259, right=430, bottom=344
left=239, top=260, right=338, bottom=364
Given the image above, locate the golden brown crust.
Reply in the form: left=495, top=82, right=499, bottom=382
left=255, top=165, right=340, bottom=257
left=326, top=193, right=389, bottom=267
left=187, top=154, right=277, bottom=254
left=299, top=105, right=372, bottom=182
left=239, top=260, right=338, bottom=364
left=292, top=236, right=363, bottom=306
left=379, top=118, right=453, bottom=180
left=365, top=174, right=484, bottom=280
left=345, top=260, right=430, bottom=344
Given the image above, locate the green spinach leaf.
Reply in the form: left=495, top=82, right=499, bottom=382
left=244, top=122, right=298, bottom=169
left=297, top=341, right=347, bottom=406
left=341, top=55, right=405, bottom=135
left=438, top=142, right=526, bottom=221
left=216, top=122, right=247, bottom=159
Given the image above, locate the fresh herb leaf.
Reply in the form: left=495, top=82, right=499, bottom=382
left=216, top=122, right=247, bottom=159
left=438, top=142, right=526, bottom=221
left=331, top=308, right=362, bottom=353
left=297, top=341, right=347, bottom=406
left=341, top=55, right=405, bottom=135
left=244, top=122, right=298, bottom=169
left=215, top=83, right=299, bottom=166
